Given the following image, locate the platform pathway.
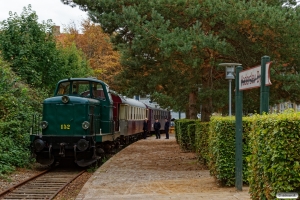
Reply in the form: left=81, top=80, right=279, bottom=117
left=76, top=133, right=251, bottom=200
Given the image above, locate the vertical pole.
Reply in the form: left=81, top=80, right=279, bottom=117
left=229, top=80, right=232, bottom=116
left=235, top=66, right=243, bottom=191
left=260, top=56, right=270, bottom=114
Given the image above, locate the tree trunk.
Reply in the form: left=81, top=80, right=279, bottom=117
left=189, top=91, right=198, bottom=119
left=201, top=102, right=212, bottom=122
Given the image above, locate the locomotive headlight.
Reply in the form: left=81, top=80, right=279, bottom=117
left=82, top=121, right=90, bottom=129
left=77, top=139, right=89, bottom=151
left=41, top=121, right=48, bottom=129
left=62, top=95, right=69, bottom=103
left=34, top=139, right=45, bottom=152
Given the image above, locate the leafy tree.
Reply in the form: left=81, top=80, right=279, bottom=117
left=0, top=5, right=94, bottom=94
left=0, top=5, right=60, bottom=92
left=57, top=19, right=121, bottom=90
left=56, top=42, right=93, bottom=81
left=0, top=58, right=45, bottom=175
left=62, top=0, right=300, bottom=121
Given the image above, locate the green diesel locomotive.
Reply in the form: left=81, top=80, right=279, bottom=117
left=30, top=77, right=170, bottom=167
left=30, top=78, right=116, bottom=167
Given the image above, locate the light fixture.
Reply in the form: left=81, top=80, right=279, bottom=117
left=41, top=121, right=48, bottom=129
left=62, top=95, right=70, bottom=103
left=219, top=63, right=242, bottom=116
left=82, top=121, right=90, bottom=129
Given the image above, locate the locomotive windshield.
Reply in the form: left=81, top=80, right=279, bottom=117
left=56, top=80, right=106, bottom=100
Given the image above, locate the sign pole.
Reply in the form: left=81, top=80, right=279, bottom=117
left=235, top=65, right=243, bottom=191
left=260, top=56, right=270, bottom=114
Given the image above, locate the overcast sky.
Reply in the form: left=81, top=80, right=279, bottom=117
left=0, top=0, right=88, bottom=32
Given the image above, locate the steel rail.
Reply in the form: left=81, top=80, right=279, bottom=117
left=1, top=169, right=86, bottom=200
left=0, top=169, right=50, bottom=197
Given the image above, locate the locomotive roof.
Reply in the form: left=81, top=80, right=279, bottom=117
left=58, top=78, right=109, bottom=87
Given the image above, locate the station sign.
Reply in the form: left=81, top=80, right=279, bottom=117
left=239, top=61, right=272, bottom=90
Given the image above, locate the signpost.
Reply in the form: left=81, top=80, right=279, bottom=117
left=229, top=56, right=272, bottom=191
left=235, top=66, right=243, bottom=191
left=239, top=61, right=272, bottom=91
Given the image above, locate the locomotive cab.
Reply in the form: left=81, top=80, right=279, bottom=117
left=30, top=78, right=114, bottom=167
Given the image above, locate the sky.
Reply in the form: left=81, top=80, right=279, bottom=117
left=0, top=0, right=88, bottom=32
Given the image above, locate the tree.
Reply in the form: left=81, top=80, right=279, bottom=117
left=57, top=19, right=122, bottom=90
left=0, top=5, right=59, bottom=91
left=0, top=5, right=93, bottom=94
left=0, top=58, right=45, bottom=174
left=62, top=0, right=300, bottom=121
left=56, top=42, right=93, bottom=81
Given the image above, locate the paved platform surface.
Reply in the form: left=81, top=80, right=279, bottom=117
left=76, top=133, right=251, bottom=200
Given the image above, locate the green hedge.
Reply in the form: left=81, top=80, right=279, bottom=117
left=175, top=112, right=300, bottom=198
left=248, top=112, right=300, bottom=199
left=208, top=116, right=252, bottom=186
left=208, top=117, right=236, bottom=186
left=195, top=122, right=209, bottom=165
left=187, top=123, right=196, bottom=151
left=175, top=119, right=196, bottom=151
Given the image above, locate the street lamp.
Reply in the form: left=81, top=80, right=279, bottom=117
left=219, top=63, right=242, bottom=116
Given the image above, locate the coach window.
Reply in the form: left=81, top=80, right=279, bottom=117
left=119, top=105, right=126, bottom=120
left=128, top=106, right=130, bottom=119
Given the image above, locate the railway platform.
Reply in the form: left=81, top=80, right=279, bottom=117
left=76, top=133, right=251, bottom=200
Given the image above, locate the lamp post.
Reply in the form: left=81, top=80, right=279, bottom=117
left=219, top=63, right=243, bottom=191
left=219, top=63, right=242, bottom=116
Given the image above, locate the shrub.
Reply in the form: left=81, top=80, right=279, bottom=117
left=0, top=60, right=44, bottom=175
left=195, top=122, right=209, bottom=165
left=175, top=119, right=196, bottom=151
left=248, top=112, right=300, bottom=199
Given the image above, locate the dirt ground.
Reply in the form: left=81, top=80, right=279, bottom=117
left=76, top=133, right=251, bottom=200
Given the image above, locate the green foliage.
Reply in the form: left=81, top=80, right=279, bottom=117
left=187, top=124, right=196, bottom=151
left=57, top=43, right=93, bottom=80
left=208, top=116, right=252, bottom=186
left=65, top=0, right=300, bottom=118
left=194, top=122, right=210, bottom=165
left=208, top=117, right=236, bottom=186
left=0, top=59, right=44, bottom=175
left=175, top=119, right=196, bottom=151
left=0, top=5, right=92, bottom=94
left=248, top=112, right=300, bottom=199
left=0, top=5, right=58, bottom=90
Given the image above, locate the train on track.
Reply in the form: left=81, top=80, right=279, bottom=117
left=30, top=78, right=170, bottom=167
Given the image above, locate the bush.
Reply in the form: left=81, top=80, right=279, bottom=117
left=0, top=60, right=44, bottom=175
left=175, top=119, right=196, bottom=151
left=248, top=112, right=300, bottom=199
left=195, top=122, right=209, bottom=165
left=208, top=116, right=252, bottom=186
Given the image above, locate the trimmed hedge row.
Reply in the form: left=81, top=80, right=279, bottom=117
left=174, top=119, right=195, bottom=151
left=175, top=112, right=300, bottom=199
left=248, top=112, right=300, bottom=199
left=194, top=122, right=209, bottom=165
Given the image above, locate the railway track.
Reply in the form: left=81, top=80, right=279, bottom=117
left=0, top=168, right=85, bottom=200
